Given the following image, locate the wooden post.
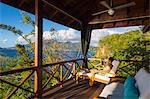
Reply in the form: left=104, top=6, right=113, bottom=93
left=73, top=63, right=76, bottom=76
left=60, top=65, right=63, bottom=87
left=72, top=63, right=76, bottom=80
left=34, top=0, right=43, bottom=98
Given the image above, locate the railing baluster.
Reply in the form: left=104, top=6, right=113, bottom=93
left=72, top=62, right=76, bottom=76
left=43, top=68, right=51, bottom=75
left=43, top=66, right=60, bottom=89
left=66, top=62, right=75, bottom=77
left=6, top=71, right=34, bottom=98
left=63, top=64, right=72, bottom=80
left=60, top=64, right=63, bottom=83
left=0, top=79, right=35, bottom=94
left=43, top=68, right=59, bottom=82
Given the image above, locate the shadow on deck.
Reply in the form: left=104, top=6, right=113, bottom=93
left=42, top=79, right=105, bottom=99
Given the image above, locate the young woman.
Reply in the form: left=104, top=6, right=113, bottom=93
left=90, top=57, right=114, bottom=75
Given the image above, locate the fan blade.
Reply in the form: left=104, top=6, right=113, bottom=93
left=114, top=2, right=136, bottom=10
left=100, top=1, right=111, bottom=9
left=92, top=10, right=108, bottom=16
left=92, top=1, right=136, bottom=16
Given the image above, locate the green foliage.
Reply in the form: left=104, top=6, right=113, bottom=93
left=98, top=31, right=143, bottom=59
left=21, top=11, right=35, bottom=27
left=0, top=56, right=17, bottom=71
left=0, top=12, right=73, bottom=98
left=0, top=71, right=33, bottom=99
left=0, top=24, right=23, bottom=35
left=96, top=30, right=150, bottom=76
left=16, top=44, right=33, bottom=67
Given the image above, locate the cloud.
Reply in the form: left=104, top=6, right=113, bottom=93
left=17, top=28, right=80, bottom=44
left=125, top=26, right=142, bottom=31
left=90, top=26, right=141, bottom=46
left=90, top=29, right=120, bottom=46
left=2, top=39, right=8, bottom=44
left=16, top=26, right=141, bottom=46
left=43, top=28, right=80, bottom=42
left=0, top=39, right=7, bottom=43
left=0, top=39, right=8, bottom=44
left=17, top=35, right=34, bottom=44
left=0, top=39, right=8, bottom=48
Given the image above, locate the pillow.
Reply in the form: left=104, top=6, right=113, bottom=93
left=124, top=76, right=136, bottom=88
left=124, top=76, right=139, bottom=99
left=134, top=68, right=150, bottom=98
left=140, top=91, right=150, bottom=99
left=110, top=60, right=120, bottom=74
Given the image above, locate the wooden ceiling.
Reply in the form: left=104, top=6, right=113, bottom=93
left=1, top=0, right=150, bottom=30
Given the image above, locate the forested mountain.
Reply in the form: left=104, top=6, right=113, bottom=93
left=0, top=41, right=81, bottom=57
left=96, top=30, right=150, bottom=60
left=0, top=47, right=17, bottom=57
left=96, top=30, right=150, bottom=76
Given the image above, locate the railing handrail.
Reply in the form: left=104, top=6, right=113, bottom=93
left=88, top=58, right=143, bottom=62
left=87, top=58, right=144, bottom=76
left=120, top=60, right=143, bottom=62
left=88, top=58, right=101, bottom=61
left=0, top=66, right=37, bottom=76
left=0, top=58, right=83, bottom=76
left=43, top=58, right=83, bottom=67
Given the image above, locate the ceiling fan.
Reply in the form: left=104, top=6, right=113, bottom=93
left=92, top=0, right=136, bottom=16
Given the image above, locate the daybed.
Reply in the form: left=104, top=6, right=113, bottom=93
left=76, top=60, right=120, bottom=85
left=99, top=68, right=150, bottom=99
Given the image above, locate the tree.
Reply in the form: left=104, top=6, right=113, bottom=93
left=96, top=30, right=150, bottom=76
left=0, top=12, right=66, bottom=98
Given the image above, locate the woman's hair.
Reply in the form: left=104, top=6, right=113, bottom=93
left=109, top=57, right=114, bottom=62
left=108, top=57, right=114, bottom=69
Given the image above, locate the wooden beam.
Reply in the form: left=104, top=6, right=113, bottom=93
left=0, top=66, right=36, bottom=76
left=42, top=0, right=82, bottom=24
left=89, top=15, right=150, bottom=25
left=34, top=0, right=43, bottom=98
left=78, top=0, right=96, bottom=22
left=63, top=0, right=76, bottom=6
left=19, top=0, right=26, bottom=7
left=68, top=19, right=75, bottom=25
left=49, top=10, right=58, bottom=19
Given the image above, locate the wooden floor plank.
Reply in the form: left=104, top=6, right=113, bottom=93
left=43, top=79, right=105, bottom=99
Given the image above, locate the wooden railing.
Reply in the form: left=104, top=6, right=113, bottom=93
left=87, top=58, right=144, bottom=76
left=117, top=60, right=143, bottom=76
left=0, top=58, right=145, bottom=98
left=87, top=58, right=108, bottom=69
left=0, top=58, right=83, bottom=98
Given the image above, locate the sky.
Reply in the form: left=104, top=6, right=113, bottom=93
left=0, top=2, right=142, bottom=48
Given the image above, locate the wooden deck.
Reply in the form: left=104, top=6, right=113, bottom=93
left=42, top=79, right=106, bottom=99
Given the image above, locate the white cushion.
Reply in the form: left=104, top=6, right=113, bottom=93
left=78, top=71, right=92, bottom=77
left=140, top=91, right=150, bottom=99
left=110, top=60, right=120, bottom=74
left=99, top=82, right=124, bottom=98
left=78, top=70, right=85, bottom=75
left=105, top=73, right=115, bottom=77
left=134, top=68, right=150, bottom=98
left=85, top=73, right=92, bottom=77
left=95, top=74, right=110, bottom=82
